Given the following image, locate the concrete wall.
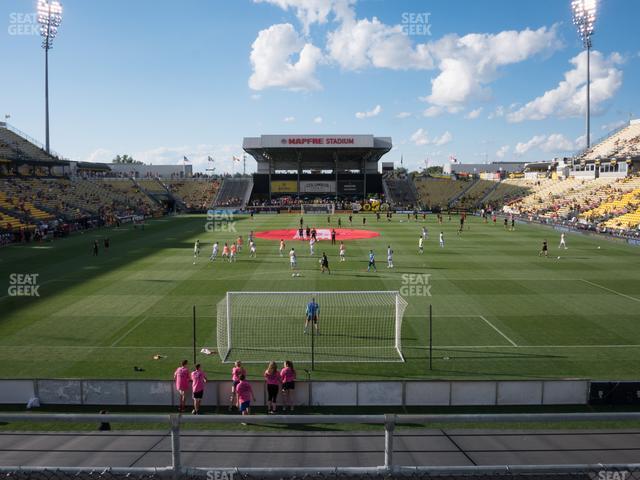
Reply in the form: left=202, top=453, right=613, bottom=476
left=0, top=379, right=591, bottom=407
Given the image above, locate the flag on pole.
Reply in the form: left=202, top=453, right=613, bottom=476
left=208, top=156, right=214, bottom=162
left=448, top=155, right=458, bottom=164
left=183, top=156, right=190, bottom=164
left=233, top=155, right=241, bottom=163
left=400, top=154, right=403, bottom=167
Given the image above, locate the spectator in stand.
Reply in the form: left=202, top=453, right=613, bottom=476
left=280, top=360, right=296, bottom=412
left=191, top=363, right=207, bottom=415
left=264, top=361, right=280, bottom=414
left=173, top=359, right=190, bottom=413
left=236, top=374, right=256, bottom=420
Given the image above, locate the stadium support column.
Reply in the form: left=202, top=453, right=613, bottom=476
left=268, top=157, right=272, bottom=201
left=334, top=151, right=339, bottom=203
left=362, top=158, right=367, bottom=198
left=297, top=152, right=302, bottom=201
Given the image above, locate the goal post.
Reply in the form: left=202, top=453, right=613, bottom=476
left=301, top=203, right=335, bottom=215
left=216, top=291, right=407, bottom=363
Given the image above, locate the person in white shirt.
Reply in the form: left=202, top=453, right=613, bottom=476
left=209, top=241, right=219, bottom=261
left=439, top=232, right=444, bottom=248
left=339, top=242, right=346, bottom=262
left=387, top=245, right=394, bottom=268
left=559, top=233, right=567, bottom=250
left=418, top=236, right=424, bottom=254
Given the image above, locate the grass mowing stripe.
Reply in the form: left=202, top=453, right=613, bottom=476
left=479, top=315, right=518, bottom=347
left=111, top=316, right=150, bottom=347
left=580, top=279, right=640, bottom=303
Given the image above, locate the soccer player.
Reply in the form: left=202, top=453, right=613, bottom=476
left=309, top=236, right=316, bottom=256
left=458, top=216, right=464, bottom=235
left=289, top=248, right=297, bottom=270
left=230, top=243, right=237, bottom=262
left=236, top=374, right=255, bottom=419
left=237, top=235, right=243, bottom=253
left=299, top=217, right=304, bottom=228
left=387, top=245, right=394, bottom=268
left=173, top=359, right=189, bottom=413
left=305, top=226, right=311, bottom=239
left=304, top=297, right=320, bottom=335
left=331, top=229, right=336, bottom=245
left=279, top=239, right=286, bottom=257
left=249, top=239, right=256, bottom=258
left=264, top=361, right=280, bottom=414
left=103, top=237, right=110, bottom=252
left=511, top=218, right=515, bottom=231
left=539, top=239, right=549, bottom=257
left=422, top=226, right=428, bottom=239
left=559, top=233, right=567, bottom=250
left=280, top=360, right=296, bottom=412
left=339, top=241, right=346, bottom=262
left=504, top=217, right=509, bottom=230
left=209, top=241, right=219, bottom=261
left=363, top=216, right=366, bottom=225
left=222, top=242, right=230, bottom=261
left=193, top=240, right=200, bottom=264
left=92, top=240, right=99, bottom=256
left=418, top=236, right=424, bottom=254
left=367, top=250, right=377, bottom=272
left=229, top=360, right=246, bottom=410
left=320, top=252, right=330, bottom=274
left=191, top=363, right=207, bottom=415
left=348, top=214, right=352, bottom=225
left=337, top=217, right=342, bottom=227
left=298, top=226, right=304, bottom=239
left=439, top=232, right=445, bottom=248
left=311, top=228, right=317, bottom=241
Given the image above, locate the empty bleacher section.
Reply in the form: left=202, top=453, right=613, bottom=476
left=577, top=121, right=640, bottom=161
left=382, top=174, right=418, bottom=207
left=453, top=179, right=499, bottom=210
left=482, top=179, right=531, bottom=208
left=414, top=176, right=467, bottom=210
left=166, top=179, right=220, bottom=211
left=214, top=177, right=253, bottom=208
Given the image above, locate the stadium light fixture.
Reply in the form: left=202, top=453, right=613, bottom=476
left=571, top=0, right=596, bottom=150
left=37, top=0, right=63, bottom=154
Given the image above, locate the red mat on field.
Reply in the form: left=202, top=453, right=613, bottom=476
left=254, top=228, right=380, bottom=241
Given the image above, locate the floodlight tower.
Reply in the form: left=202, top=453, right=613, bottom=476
left=37, top=0, right=63, bottom=154
left=572, top=0, right=596, bottom=149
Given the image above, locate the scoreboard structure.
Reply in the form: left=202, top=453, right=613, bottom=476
left=243, top=135, right=392, bottom=200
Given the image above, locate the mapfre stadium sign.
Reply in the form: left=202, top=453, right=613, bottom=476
left=260, top=135, right=374, bottom=149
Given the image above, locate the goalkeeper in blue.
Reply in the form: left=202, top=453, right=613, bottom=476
left=304, top=297, right=320, bottom=335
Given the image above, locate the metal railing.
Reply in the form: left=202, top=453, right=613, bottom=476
left=2, top=412, right=640, bottom=478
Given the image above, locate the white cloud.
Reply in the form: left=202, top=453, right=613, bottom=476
left=249, top=23, right=323, bottom=91
left=410, top=128, right=429, bottom=146
left=254, top=0, right=355, bottom=35
left=601, top=119, right=626, bottom=131
left=355, top=104, right=382, bottom=119
left=85, top=148, right=113, bottom=163
left=433, top=131, right=453, bottom=146
left=514, top=134, right=576, bottom=156
left=507, top=50, right=624, bottom=123
left=283, top=116, right=296, bottom=123
left=465, top=108, right=482, bottom=119
left=410, top=129, right=452, bottom=146
left=313, top=116, right=323, bottom=123
left=422, top=106, right=443, bottom=117
left=488, top=105, right=505, bottom=120
left=395, top=111, right=412, bottom=119
left=496, top=145, right=510, bottom=159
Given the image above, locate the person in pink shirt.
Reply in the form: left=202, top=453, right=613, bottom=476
left=190, top=363, right=207, bottom=415
left=264, top=361, right=280, bottom=414
left=173, top=359, right=190, bottom=413
left=280, top=360, right=296, bottom=412
left=236, top=374, right=255, bottom=418
left=229, top=360, right=246, bottom=410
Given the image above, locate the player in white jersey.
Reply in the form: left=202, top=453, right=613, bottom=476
left=387, top=245, right=394, bottom=268
left=422, top=226, right=428, bottom=239
left=249, top=240, right=256, bottom=257
left=559, top=233, right=567, bottom=250
left=209, top=241, right=219, bottom=261
left=193, top=240, right=200, bottom=264
left=289, top=248, right=297, bottom=269
left=279, top=239, right=285, bottom=257
left=418, top=236, right=424, bottom=254
left=439, top=232, right=444, bottom=248
left=309, top=237, right=316, bottom=256
left=339, top=242, right=346, bottom=262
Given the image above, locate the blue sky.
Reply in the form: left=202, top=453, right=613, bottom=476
left=1, top=0, right=639, bottom=173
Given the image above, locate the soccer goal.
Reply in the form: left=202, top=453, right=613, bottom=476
left=216, top=291, right=407, bottom=363
left=301, top=203, right=335, bottom=215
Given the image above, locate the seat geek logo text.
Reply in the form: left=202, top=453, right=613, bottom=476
left=8, top=273, right=40, bottom=297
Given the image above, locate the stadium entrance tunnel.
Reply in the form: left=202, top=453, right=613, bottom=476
left=254, top=228, right=380, bottom=241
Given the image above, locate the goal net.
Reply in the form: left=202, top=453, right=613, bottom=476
left=301, top=203, right=335, bottom=215
left=216, top=291, right=407, bottom=363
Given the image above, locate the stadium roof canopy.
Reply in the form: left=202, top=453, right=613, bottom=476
left=243, top=135, right=392, bottom=173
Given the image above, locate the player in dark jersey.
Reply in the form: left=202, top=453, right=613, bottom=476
left=539, top=240, right=548, bottom=257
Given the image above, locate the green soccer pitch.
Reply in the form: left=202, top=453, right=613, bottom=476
left=0, top=213, right=639, bottom=381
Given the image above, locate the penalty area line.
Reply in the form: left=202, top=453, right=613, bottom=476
left=110, top=316, right=150, bottom=347
left=580, top=279, right=640, bottom=303
left=479, top=315, right=518, bottom=347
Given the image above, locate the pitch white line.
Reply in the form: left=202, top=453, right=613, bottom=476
left=479, top=315, right=518, bottom=347
left=412, top=344, right=640, bottom=349
left=581, top=279, right=640, bottom=303
left=110, top=316, right=150, bottom=347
